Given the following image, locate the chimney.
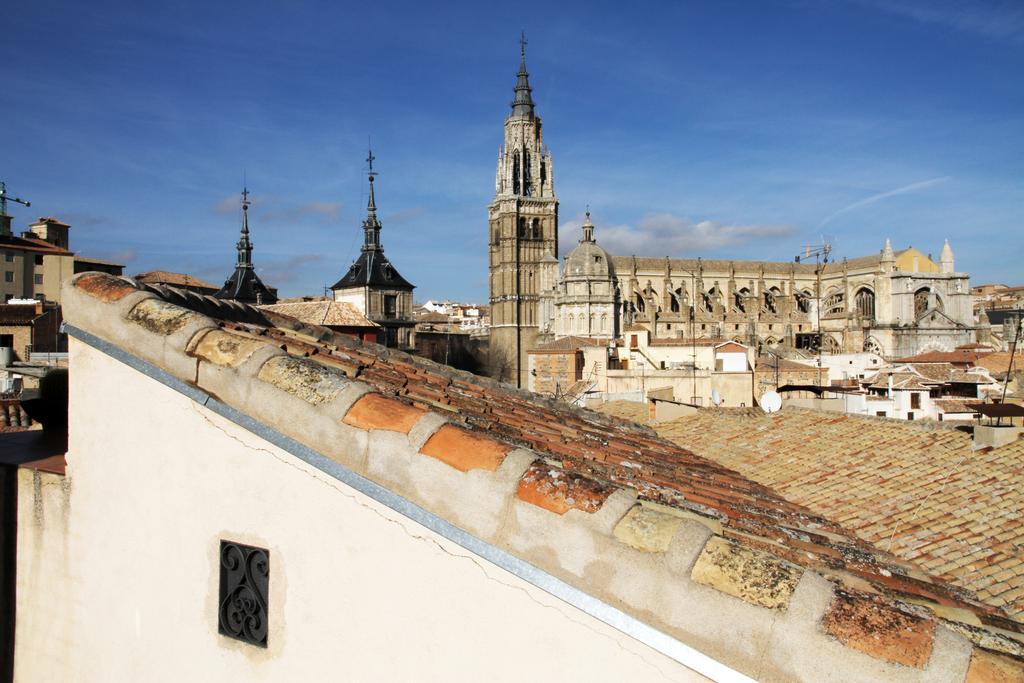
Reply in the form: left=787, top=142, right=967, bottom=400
left=973, top=424, right=1023, bottom=450
left=28, top=217, right=71, bottom=250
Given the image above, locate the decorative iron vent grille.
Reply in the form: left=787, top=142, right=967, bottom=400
left=218, top=540, right=269, bottom=647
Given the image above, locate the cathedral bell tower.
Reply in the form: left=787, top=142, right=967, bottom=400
left=488, top=34, right=559, bottom=387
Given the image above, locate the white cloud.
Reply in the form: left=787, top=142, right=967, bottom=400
left=560, top=213, right=797, bottom=257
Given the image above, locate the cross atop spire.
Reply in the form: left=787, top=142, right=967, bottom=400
left=366, top=146, right=377, bottom=178
left=520, top=31, right=527, bottom=59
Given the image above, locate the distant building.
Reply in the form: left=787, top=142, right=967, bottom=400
left=214, top=189, right=278, bottom=305
left=330, top=153, right=415, bottom=349
left=258, top=299, right=380, bottom=344
left=1, top=215, right=123, bottom=304
left=135, top=271, right=220, bottom=295
left=487, top=47, right=978, bottom=384
left=527, top=331, right=756, bottom=408
left=0, top=300, right=63, bottom=361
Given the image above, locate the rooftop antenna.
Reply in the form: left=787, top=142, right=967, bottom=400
left=0, top=181, right=31, bottom=217
left=794, top=240, right=833, bottom=386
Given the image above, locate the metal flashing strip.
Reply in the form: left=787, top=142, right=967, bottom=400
left=66, top=324, right=753, bottom=683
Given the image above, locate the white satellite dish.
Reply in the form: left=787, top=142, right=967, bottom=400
left=760, top=391, right=782, bottom=414
left=710, top=389, right=722, bottom=406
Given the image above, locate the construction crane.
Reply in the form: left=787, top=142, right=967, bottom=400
left=0, top=181, right=31, bottom=217
left=795, top=241, right=833, bottom=385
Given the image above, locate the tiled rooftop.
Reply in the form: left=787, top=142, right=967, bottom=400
left=62, top=272, right=1024, bottom=678
left=649, top=407, right=1024, bottom=622
left=258, top=300, right=379, bottom=329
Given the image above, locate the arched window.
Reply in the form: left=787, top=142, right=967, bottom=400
left=567, top=314, right=574, bottom=332
left=522, top=151, right=532, bottom=196
left=821, top=336, right=841, bottom=354
left=601, top=313, right=608, bottom=333
left=823, top=289, right=845, bottom=316
left=518, top=217, right=527, bottom=238
left=589, top=313, right=596, bottom=332
left=512, top=152, right=521, bottom=195
left=531, top=218, right=541, bottom=239
left=854, top=288, right=875, bottom=320
left=796, top=290, right=812, bottom=314
left=914, top=288, right=930, bottom=318
left=735, top=288, right=749, bottom=313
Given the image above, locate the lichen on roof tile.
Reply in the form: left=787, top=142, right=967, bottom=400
left=126, top=298, right=203, bottom=335
left=822, top=589, right=936, bottom=668
left=257, top=354, right=348, bottom=405
left=515, top=460, right=613, bottom=515
left=613, top=504, right=685, bottom=552
left=690, top=535, right=802, bottom=609
left=190, top=329, right=271, bottom=368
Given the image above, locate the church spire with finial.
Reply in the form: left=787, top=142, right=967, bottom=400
left=236, top=185, right=253, bottom=268
left=510, top=31, right=535, bottom=118
left=214, top=183, right=278, bottom=304
left=362, top=146, right=382, bottom=252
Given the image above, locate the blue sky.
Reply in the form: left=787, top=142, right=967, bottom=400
left=3, top=0, right=1022, bottom=302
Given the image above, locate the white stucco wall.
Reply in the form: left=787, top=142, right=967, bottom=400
left=15, top=339, right=708, bottom=682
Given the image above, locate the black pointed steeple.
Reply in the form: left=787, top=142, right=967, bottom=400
left=331, top=150, right=414, bottom=292
left=510, top=32, right=535, bottom=118
left=215, top=186, right=278, bottom=305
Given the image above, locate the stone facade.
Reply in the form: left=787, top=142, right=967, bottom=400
left=535, top=232, right=974, bottom=359
left=486, top=55, right=977, bottom=366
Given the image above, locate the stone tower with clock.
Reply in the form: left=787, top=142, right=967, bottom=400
left=488, top=37, right=559, bottom=387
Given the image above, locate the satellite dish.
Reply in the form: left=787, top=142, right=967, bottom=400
left=760, top=391, right=782, bottom=414
left=710, top=389, right=722, bottom=406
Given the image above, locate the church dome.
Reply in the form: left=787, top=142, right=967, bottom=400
left=564, top=212, right=613, bottom=280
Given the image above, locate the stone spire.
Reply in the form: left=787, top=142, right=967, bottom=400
left=362, top=148, right=382, bottom=252
left=510, top=32, right=535, bottom=118
left=881, top=238, right=895, bottom=272
left=940, top=239, right=954, bottom=273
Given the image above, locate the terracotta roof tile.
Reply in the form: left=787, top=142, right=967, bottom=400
left=75, top=272, right=136, bottom=302
left=419, top=424, right=511, bottom=472
left=343, top=393, right=426, bottom=433
left=515, top=460, right=613, bottom=514
left=822, top=589, right=936, bottom=668
left=646, top=406, right=1024, bottom=622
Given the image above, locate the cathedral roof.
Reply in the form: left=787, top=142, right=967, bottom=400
left=611, top=250, right=910, bottom=277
